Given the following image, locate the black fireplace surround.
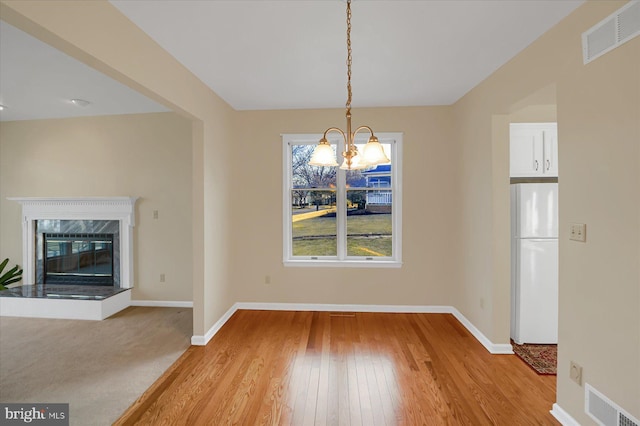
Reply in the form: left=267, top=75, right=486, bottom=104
left=43, top=233, right=114, bottom=286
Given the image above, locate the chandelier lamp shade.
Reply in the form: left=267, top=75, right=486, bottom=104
left=308, top=0, right=390, bottom=170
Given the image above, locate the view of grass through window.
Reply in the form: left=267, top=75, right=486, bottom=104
left=291, top=143, right=393, bottom=257
left=292, top=214, right=392, bottom=256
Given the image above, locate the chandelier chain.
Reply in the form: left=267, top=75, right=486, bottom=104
left=346, top=0, right=352, bottom=113
left=310, top=0, right=388, bottom=170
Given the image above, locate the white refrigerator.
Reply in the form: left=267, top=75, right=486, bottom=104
left=511, top=183, right=559, bottom=345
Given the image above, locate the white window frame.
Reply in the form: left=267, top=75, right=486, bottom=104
left=282, top=132, right=403, bottom=268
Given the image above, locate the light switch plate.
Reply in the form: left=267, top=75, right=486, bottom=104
left=570, top=223, right=587, bottom=242
left=569, top=361, right=583, bottom=385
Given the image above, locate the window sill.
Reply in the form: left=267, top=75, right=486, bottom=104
left=284, top=259, right=402, bottom=268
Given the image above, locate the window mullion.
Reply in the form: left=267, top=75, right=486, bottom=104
left=336, top=142, right=346, bottom=260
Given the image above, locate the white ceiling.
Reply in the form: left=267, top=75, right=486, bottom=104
left=0, top=0, right=584, bottom=122
left=111, top=0, right=584, bottom=110
left=0, top=21, right=169, bottom=122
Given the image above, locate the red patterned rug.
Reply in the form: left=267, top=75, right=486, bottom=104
left=512, top=342, right=557, bottom=375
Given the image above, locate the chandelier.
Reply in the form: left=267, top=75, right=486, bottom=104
left=308, top=0, right=389, bottom=170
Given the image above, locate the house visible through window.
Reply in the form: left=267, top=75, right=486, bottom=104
left=282, top=133, right=402, bottom=267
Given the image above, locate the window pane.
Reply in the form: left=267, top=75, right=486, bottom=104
left=291, top=190, right=337, bottom=256
left=347, top=189, right=392, bottom=257
left=345, top=168, right=366, bottom=188
left=292, top=144, right=337, bottom=189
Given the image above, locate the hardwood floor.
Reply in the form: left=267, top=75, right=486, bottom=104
left=116, top=310, right=558, bottom=425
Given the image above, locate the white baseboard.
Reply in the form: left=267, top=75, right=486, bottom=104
left=191, top=302, right=513, bottom=355
left=235, top=302, right=452, bottom=314
left=551, top=403, right=580, bottom=426
left=451, top=308, right=514, bottom=354
left=191, top=303, right=238, bottom=346
left=130, top=300, right=193, bottom=308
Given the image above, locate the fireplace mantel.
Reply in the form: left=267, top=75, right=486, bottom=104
left=8, top=197, right=138, bottom=288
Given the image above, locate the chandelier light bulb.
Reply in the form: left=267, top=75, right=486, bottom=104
left=309, top=139, right=338, bottom=167
left=361, top=136, right=390, bottom=165
left=339, top=150, right=367, bottom=170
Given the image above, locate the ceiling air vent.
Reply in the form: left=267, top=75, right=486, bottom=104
left=585, top=383, right=640, bottom=426
left=582, top=0, right=640, bottom=64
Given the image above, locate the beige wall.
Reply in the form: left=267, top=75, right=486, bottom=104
left=0, top=113, right=193, bottom=301
left=230, top=106, right=460, bottom=306
left=555, top=28, right=639, bottom=420
left=509, top=104, right=557, bottom=123
left=0, top=0, right=236, bottom=336
left=453, top=0, right=639, bottom=421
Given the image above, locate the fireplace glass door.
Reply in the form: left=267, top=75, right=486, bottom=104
left=43, top=233, right=114, bottom=285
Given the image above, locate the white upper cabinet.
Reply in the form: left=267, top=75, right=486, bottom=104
left=510, top=123, right=558, bottom=177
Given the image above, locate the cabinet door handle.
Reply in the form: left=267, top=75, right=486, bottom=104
left=535, top=160, right=539, bottom=171
left=546, top=159, right=550, bottom=170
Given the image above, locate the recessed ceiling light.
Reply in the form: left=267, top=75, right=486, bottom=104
left=70, top=99, right=91, bottom=107
left=0, top=105, right=5, bottom=111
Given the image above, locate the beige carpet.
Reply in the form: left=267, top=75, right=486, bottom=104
left=0, top=306, right=192, bottom=426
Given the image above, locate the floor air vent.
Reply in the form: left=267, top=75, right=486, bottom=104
left=582, top=0, right=640, bottom=64
left=585, top=383, right=639, bottom=426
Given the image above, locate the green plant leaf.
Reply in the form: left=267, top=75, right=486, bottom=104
left=3, top=276, right=22, bottom=285
left=0, top=261, right=23, bottom=286
left=0, top=258, right=9, bottom=274
left=0, top=265, right=18, bottom=281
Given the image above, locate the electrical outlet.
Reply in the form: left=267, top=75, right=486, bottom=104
left=153, top=210, right=159, bottom=219
left=264, top=275, right=271, bottom=285
left=160, top=273, right=166, bottom=283
left=570, top=361, right=583, bottom=385
left=570, top=223, right=587, bottom=242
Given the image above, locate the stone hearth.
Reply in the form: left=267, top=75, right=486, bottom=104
left=1, top=197, right=137, bottom=320
left=0, top=284, right=131, bottom=320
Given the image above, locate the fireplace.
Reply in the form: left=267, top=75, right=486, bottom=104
left=43, top=232, right=115, bottom=285
left=8, top=197, right=137, bottom=289
left=1, top=197, right=137, bottom=320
